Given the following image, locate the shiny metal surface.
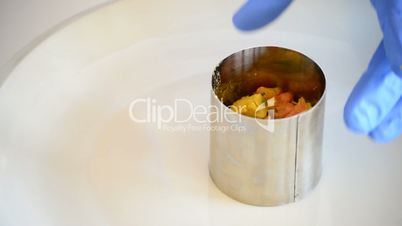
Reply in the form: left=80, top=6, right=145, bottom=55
left=209, top=46, right=326, bottom=206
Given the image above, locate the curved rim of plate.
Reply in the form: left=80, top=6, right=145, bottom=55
left=0, top=0, right=116, bottom=87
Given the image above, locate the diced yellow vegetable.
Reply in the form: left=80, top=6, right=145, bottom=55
left=230, top=93, right=268, bottom=119
left=255, top=87, right=281, bottom=99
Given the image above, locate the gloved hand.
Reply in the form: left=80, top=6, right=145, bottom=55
left=233, top=0, right=402, bottom=143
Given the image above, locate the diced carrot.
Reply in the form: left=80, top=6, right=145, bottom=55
left=287, top=97, right=312, bottom=117
left=275, top=92, right=293, bottom=103
left=275, top=102, right=295, bottom=119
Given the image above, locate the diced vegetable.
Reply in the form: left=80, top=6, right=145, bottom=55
left=275, top=92, right=293, bottom=104
left=255, top=87, right=281, bottom=99
left=230, top=93, right=268, bottom=119
left=230, top=86, right=312, bottom=119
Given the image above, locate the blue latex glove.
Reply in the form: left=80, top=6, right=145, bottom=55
left=233, top=0, right=402, bottom=143
left=233, top=0, right=292, bottom=31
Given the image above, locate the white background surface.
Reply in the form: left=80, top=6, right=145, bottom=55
left=0, top=1, right=402, bottom=226
left=0, top=0, right=110, bottom=80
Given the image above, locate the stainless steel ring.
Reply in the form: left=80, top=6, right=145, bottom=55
left=209, top=46, right=326, bottom=206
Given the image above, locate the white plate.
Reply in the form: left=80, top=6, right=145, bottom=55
left=1, top=1, right=401, bottom=226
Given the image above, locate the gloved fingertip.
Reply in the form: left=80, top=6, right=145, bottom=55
left=343, top=42, right=402, bottom=135
left=368, top=130, right=393, bottom=143
left=232, top=11, right=263, bottom=31
left=343, top=98, right=378, bottom=134
left=232, top=0, right=292, bottom=31
left=368, top=104, right=402, bottom=143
